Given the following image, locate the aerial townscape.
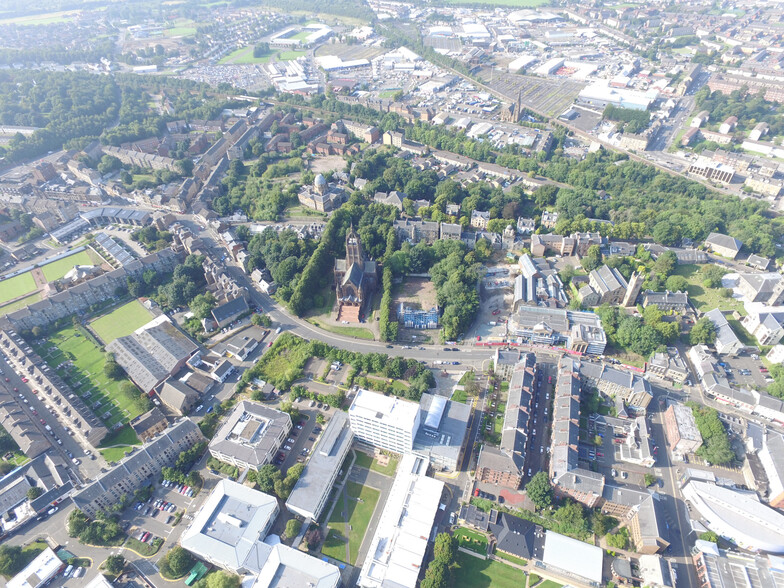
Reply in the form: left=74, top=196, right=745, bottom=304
left=2, top=1, right=784, bottom=588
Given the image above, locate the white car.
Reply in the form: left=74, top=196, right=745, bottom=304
left=283, top=445, right=292, bottom=450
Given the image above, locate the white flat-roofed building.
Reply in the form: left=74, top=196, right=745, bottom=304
left=541, top=530, right=604, bottom=585
left=209, top=401, right=291, bottom=471
left=286, top=411, right=353, bottom=520
left=7, top=547, right=64, bottom=588
left=181, top=479, right=279, bottom=574
left=349, top=389, right=420, bottom=454
left=682, top=480, right=784, bottom=554
left=84, top=576, right=114, bottom=588
left=253, top=544, right=340, bottom=588
left=359, top=454, right=445, bottom=588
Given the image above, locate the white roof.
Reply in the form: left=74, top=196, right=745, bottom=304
left=180, top=479, right=278, bottom=573
left=84, top=575, right=115, bottom=588
left=359, top=454, right=444, bottom=588
left=8, top=548, right=62, bottom=588
left=349, top=389, right=420, bottom=429
left=683, top=480, right=784, bottom=553
left=542, top=531, right=603, bottom=584
left=254, top=544, right=340, bottom=588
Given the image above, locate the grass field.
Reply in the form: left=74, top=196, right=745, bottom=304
left=278, top=50, right=306, bottom=61
left=321, top=481, right=380, bottom=564
left=91, top=300, right=154, bottom=344
left=98, top=425, right=141, bottom=462
left=307, top=319, right=375, bottom=340
left=443, top=0, right=546, bottom=6
left=353, top=452, right=399, bottom=476
left=453, top=551, right=524, bottom=588
left=218, top=46, right=274, bottom=64
left=0, top=10, right=80, bottom=25
left=289, top=30, right=312, bottom=41
left=494, top=550, right=527, bottom=566
left=34, top=326, right=146, bottom=428
left=672, top=264, right=747, bottom=315
left=165, top=26, right=197, bottom=37
left=0, top=292, right=42, bottom=314
left=537, top=581, right=564, bottom=588
left=455, top=527, right=489, bottom=554
left=0, top=272, right=37, bottom=305
left=41, top=249, right=102, bottom=282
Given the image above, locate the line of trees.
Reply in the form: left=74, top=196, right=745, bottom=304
left=688, top=403, right=735, bottom=465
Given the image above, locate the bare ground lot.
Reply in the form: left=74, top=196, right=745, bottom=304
left=393, top=278, right=437, bottom=312
left=309, top=155, right=348, bottom=174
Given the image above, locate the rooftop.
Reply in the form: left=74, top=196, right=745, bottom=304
left=349, top=388, right=420, bottom=429
left=542, top=530, right=603, bottom=585
left=209, top=401, right=291, bottom=468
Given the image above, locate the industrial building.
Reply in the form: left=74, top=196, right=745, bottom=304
left=541, top=531, right=604, bottom=586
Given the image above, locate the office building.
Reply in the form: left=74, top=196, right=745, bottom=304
left=412, top=393, right=470, bottom=472
left=7, top=547, right=64, bottom=588
left=359, top=454, right=444, bottom=588
left=209, top=401, right=291, bottom=471
left=72, top=419, right=203, bottom=518
left=348, top=389, right=420, bottom=455
left=507, top=307, right=607, bottom=355
left=286, top=411, right=353, bottom=520
left=541, top=531, right=604, bottom=586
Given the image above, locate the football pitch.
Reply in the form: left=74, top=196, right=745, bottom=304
left=91, top=300, right=154, bottom=344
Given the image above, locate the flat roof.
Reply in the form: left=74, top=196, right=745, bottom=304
left=349, top=389, right=420, bottom=429
left=413, top=393, right=470, bottom=467
left=285, top=411, right=353, bottom=518
left=359, top=454, right=444, bottom=588
left=180, top=479, right=278, bottom=572
left=542, top=531, right=603, bottom=584
left=209, top=401, right=291, bottom=467
left=7, top=547, right=62, bottom=588
left=253, top=544, right=340, bottom=588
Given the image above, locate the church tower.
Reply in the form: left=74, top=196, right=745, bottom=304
left=345, top=225, right=365, bottom=267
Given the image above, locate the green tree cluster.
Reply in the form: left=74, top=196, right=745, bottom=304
left=420, top=533, right=456, bottom=588
left=525, top=471, right=553, bottom=510
left=688, top=403, right=735, bottom=465
left=158, top=546, right=194, bottom=579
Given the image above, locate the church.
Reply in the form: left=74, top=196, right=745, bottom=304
left=334, top=226, right=377, bottom=323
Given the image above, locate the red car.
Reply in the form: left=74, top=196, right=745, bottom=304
left=492, top=309, right=500, bottom=315
left=39, top=419, right=45, bottom=425
left=21, top=377, right=27, bottom=383
left=13, top=387, right=17, bottom=392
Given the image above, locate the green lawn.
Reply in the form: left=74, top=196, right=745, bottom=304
left=41, top=249, right=103, bottom=282
left=0, top=10, right=79, bottom=25
left=99, top=425, right=141, bottom=462
left=278, top=50, right=306, bottom=61
left=91, top=300, right=154, bottom=343
left=165, top=26, right=197, bottom=37
left=493, top=402, right=506, bottom=436
left=353, top=452, right=399, bottom=476
left=125, top=536, right=163, bottom=557
left=33, top=326, right=146, bottom=428
left=728, top=319, right=757, bottom=347
left=455, top=527, right=489, bottom=555
left=442, top=0, right=546, bottom=7
left=494, top=550, right=527, bottom=567
left=673, top=264, right=747, bottom=315
left=307, top=319, right=374, bottom=340
left=0, top=292, right=41, bottom=313
left=322, top=481, right=380, bottom=564
left=453, top=551, right=525, bottom=588
left=0, top=272, right=37, bottom=305
left=218, top=46, right=274, bottom=64
left=537, top=581, right=564, bottom=588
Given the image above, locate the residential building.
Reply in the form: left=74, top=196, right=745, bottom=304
left=579, top=362, right=653, bottom=412
left=412, top=393, right=470, bottom=472
left=704, top=308, right=743, bottom=356
left=758, top=431, right=784, bottom=508
left=737, top=273, right=784, bottom=305
left=72, top=419, right=203, bottom=517
left=393, top=219, right=439, bottom=244
left=647, top=350, right=689, bottom=383
left=642, top=290, right=689, bottom=312
left=210, top=296, right=249, bottom=329
left=550, top=358, right=605, bottom=508
left=663, top=404, right=703, bottom=455
left=487, top=510, right=544, bottom=561
left=107, top=315, right=199, bottom=393
left=517, top=217, right=535, bottom=234
left=704, top=233, right=742, bottom=259
left=208, top=401, right=291, bottom=471
left=131, top=407, right=169, bottom=442
left=286, top=411, right=353, bottom=520
left=602, top=485, right=669, bottom=554
left=348, top=389, right=420, bottom=454
left=682, top=480, right=784, bottom=553
left=541, top=211, right=559, bottom=229
left=588, top=265, right=628, bottom=305
left=470, top=209, right=490, bottom=229
left=743, top=311, right=784, bottom=346
left=476, top=354, right=535, bottom=489
left=358, top=454, right=444, bottom=588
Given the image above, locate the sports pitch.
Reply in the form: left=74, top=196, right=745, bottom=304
left=33, top=326, right=146, bottom=428
left=41, top=249, right=103, bottom=282
left=91, top=300, right=154, bottom=344
left=0, top=272, right=36, bottom=305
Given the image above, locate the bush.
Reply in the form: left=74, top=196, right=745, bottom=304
left=104, top=554, right=125, bottom=576
left=158, top=546, right=194, bottom=579
left=284, top=518, right=302, bottom=540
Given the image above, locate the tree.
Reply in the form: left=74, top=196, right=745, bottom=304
left=68, top=509, right=89, bottom=537
left=665, top=275, right=689, bottom=292
left=190, top=292, right=217, bottom=320
left=104, top=355, right=124, bottom=380
left=104, top=555, right=126, bottom=575
left=582, top=245, right=603, bottom=272
left=690, top=317, right=717, bottom=345
left=0, top=545, right=22, bottom=577
left=161, top=546, right=194, bottom=579
left=590, top=511, right=616, bottom=537
left=195, top=571, right=241, bottom=588
left=525, top=471, right=553, bottom=509
left=420, top=560, right=449, bottom=588
left=699, top=531, right=719, bottom=543
left=644, top=474, right=658, bottom=487
left=26, top=486, right=43, bottom=500
left=305, top=527, right=322, bottom=549
left=284, top=518, right=302, bottom=540
left=432, top=532, right=455, bottom=563
left=701, top=265, right=726, bottom=288
left=254, top=464, right=282, bottom=494
left=251, top=314, right=272, bottom=327
left=606, top=528, right=629, bottom=550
